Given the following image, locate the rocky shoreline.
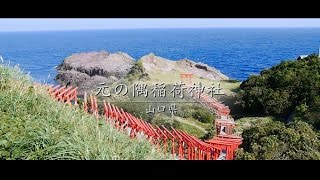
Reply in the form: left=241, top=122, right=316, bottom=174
left=55, top=51, right=229, bottom=94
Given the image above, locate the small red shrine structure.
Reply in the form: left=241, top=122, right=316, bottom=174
left=180, top=73, right=193, bottom=84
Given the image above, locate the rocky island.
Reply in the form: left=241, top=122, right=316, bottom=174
left=56, top=51, right=135, bottom=93
left=56, top=51, right=229, bottom=94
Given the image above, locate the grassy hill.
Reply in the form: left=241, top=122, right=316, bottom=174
left=0, top=64, right=169, bottom=160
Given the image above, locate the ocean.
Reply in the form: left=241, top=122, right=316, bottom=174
left=0, top=28, right=320, bottom=83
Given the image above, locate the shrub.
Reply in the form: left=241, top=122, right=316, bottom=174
left=125, top=60, right=150, bottom=82
left=239, top=54, right=320, bottom=129
left=223, top=79, right=240, bottom=83
left=177, top=104, right=194, bottom=118
left=236, top=120, right=320, bottom=160
left=192, top=108, right=214, bottom=123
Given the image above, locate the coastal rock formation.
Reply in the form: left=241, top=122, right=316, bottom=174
left=55, top=51, right=135, bottom=94
left=140, top=53, right=229, bottom=80
left=55, top=51, right=229, bottom=94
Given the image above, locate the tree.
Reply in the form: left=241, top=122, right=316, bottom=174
left=192, top=106, right=215, bottom=123
left=236, top=120, right=320, bottom=160
left=239, top=54, right=320, bottom=129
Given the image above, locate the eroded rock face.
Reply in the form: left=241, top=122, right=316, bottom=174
left=140, top=53, right=229, bottom=80
left=55, top=51, right=135, bottom=94
left=56, top=51, right=229, bottom=94
left=57, top=51, right=135, bottom=78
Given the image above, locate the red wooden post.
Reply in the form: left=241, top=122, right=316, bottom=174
left=103, top=100, right=108, bottom=121
left=172, top=139, right=175, bottom=159
left=83, top=92, right=88, bottom=113
left=188, top=145, right=191, bottom=160
left=115, top=106, right=124, bottom=124
left=198, top=149, right=201, bottom=160
left=53, top=86, right=66, bottom=99
left=107, top=103, right=112, bottom=118
left=178, top=141, right=183, bottom=159
left=57, top=86, right=72, bottom=101
left=206, top=150, right=210, bottom=160
left=111, top=104, right=117, bottom=120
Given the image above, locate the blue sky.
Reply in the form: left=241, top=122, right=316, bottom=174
left=0, top=18, right=320, bottom=31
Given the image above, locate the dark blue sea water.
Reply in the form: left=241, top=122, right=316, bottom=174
left=1, top=28, right=320, bottom=83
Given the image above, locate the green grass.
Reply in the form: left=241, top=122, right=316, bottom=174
left=177, top=121, right=206, bottom=138
left=173, top=117, right=212, bottom=138
left=185, top=117, right=212, bottom=130
left=0, top=64, right=170, bottom=160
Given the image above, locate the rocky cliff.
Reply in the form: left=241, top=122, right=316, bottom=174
left=55, top=51, right=135, bottom=94
left=55, top=51, right=229, bottom=94
left=140, top=53, right=229, bottom=80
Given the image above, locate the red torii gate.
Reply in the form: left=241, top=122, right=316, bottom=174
left=46, top=81, right=243, bottom=160
left=215, top=119, right=236, bottom=136
left=180, top=73, right=193, bottom=84
left=205, top=137, right=242, bottom=160
left=187, top=80, right=243, bottom=159
left=208, top=112, right=242, bottom=160
left=48, top=84, right=78, bottom=106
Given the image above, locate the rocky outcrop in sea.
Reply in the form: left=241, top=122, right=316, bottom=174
left=55, top=51, right=229, bottom=94
left=56, top=51, right=135, bottom=94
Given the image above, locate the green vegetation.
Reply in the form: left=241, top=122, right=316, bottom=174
left=151, top=114, right=181, bottom=129
left=125, top=60, right=150, bottom=82
left=113, top=101, right=152, bottom=121
left=222, top=79, right=241, bottom=83
left=234, top=116, right=275, bottom=136
left=239, top=54, right=320, bottom=129
left=105, top=80, right=216, bottom=138
left=236, top=120, right=320, bottom=160
left=0, top=64, right=169, bottom=160
left=113, top=101, right=215, bottom=138
left=178, top=103, right=215, bottom=123
left=151, top=114, right=211, bottom=138
left=192, top=106, right=215, bottom=123
left=178, top=122, right=206, bottom=138
left=236, top=54, right=320, bottom=160
left=174, top=116, right=213, bottom=138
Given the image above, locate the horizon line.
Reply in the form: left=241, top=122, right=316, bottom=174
left=1, top=26, right=320, bottom=32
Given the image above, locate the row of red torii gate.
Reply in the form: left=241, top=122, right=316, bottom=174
left=180, top=73, right=242, bottom=160
left=45, top=73, right=242, bottom=160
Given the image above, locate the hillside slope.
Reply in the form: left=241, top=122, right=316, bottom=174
left=140, top=53, right=229, bottom=81
left=239, top=54, right=320, bottom=129
left=0, top=64, right=168, bottom=160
